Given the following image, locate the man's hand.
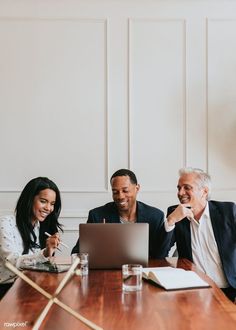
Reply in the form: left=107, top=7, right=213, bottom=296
left=167, top=204, right=194, bottom=226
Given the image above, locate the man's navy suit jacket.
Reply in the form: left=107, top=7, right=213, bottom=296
left=167, top=200, right=236, bottom=288
left=72, top=201, right=169, bottom=258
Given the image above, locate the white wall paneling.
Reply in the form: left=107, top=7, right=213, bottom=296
left=0, top=17, right=108, bottom=192
left=0, top=1, right=236, bottom=254
left=128, top=18, right=186, bottom=191
left=207, top=19, right=236, bottom=192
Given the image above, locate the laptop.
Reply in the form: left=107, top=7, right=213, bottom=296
left=79, top=223, right=149, bottom=269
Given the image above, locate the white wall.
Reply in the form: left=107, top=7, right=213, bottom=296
left=0, top=0, right=235, bottom=253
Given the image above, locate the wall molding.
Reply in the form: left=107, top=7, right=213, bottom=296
left=127, top=18, right=187, bottom=190
left=63, top=227, right=80, bottom=232
left=0, top=16, right=109, bottom=193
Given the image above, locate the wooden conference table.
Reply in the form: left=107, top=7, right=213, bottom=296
left=0, top=258, right=236, bottom=330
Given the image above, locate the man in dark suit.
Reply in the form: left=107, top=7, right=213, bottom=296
left=72, top=169, right=168, bottom=258
left=165, top=167, right=236, bottom=302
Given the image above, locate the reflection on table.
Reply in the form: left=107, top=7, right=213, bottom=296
left=0, top=258, right=236, bottom=330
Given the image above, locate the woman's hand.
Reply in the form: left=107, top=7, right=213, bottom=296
left=43, top=233, right=60, bottom=257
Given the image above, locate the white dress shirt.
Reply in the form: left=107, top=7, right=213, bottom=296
left=0, top=215, right=48, bottom=284
left=119, top=217, right=136, bottom=223
left=165, top=203, right=228, bottom=288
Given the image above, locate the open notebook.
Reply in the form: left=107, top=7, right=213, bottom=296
left=142, top=267, right=210, bottom=290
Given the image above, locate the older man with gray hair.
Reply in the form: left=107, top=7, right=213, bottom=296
left=165, top=167, right=236, bottom=303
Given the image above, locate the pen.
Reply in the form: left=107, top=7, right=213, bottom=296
left=44, top=232, right=69, bottom=249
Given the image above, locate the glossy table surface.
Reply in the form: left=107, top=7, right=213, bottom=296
left=0, top=258, right=236, bottom=330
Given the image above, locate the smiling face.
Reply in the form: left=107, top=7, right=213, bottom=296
left=111, top=175, right=140, bottom=216
left=177, top=173, right=208, bottom=210
left=32, top=188, right=56, bottom=224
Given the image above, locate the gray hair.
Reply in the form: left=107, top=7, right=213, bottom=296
left=179, top=167, right=211, bottom=200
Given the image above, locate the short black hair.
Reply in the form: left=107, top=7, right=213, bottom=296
left=110, top=169, right=138, bottom=184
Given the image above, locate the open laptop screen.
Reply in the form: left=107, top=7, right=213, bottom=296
left=79, top=223, right=149, bottom=269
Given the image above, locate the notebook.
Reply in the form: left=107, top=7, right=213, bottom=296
left=21, top=261, right=70, bottom=273
left=142, top=267, right=210, bottom=290
left=79, top=223, right=149, bottom=269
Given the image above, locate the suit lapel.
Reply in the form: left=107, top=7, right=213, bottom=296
left=208, top=201, right=222, bottom=248
left=110, top=203, right=122, bottom=222
left=136, top=202, right=143, bottom=222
